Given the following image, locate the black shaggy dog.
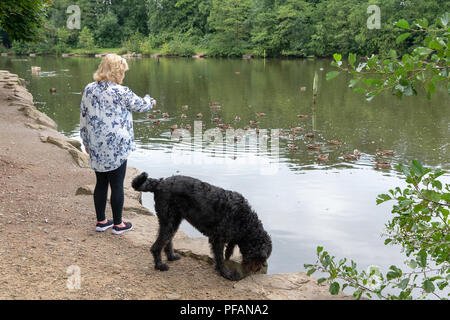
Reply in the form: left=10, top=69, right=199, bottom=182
left=132, top=172, right=272, bottom=281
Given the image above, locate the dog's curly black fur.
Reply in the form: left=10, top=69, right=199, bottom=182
left=132, top=172, right=272, bottom=280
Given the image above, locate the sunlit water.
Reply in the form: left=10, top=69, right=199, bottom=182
left=1, top=56, right=448, bottom=289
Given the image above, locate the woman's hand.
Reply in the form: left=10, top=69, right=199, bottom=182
left=152, top=99, right=157, bottom=108
left=85, top=147, right=89, bottom=154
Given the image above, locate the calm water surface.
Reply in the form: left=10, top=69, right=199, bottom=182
left=1, top=56, right=448, bottom=279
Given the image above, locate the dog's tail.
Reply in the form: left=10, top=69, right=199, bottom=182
left=132, top=172, right=161, bottom=193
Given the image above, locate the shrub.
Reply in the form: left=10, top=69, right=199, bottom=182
left=78, top=27, right=95, bottom=50
left=139, top=40, right=153, bottom=55
left=160, top=38, right=195, bottom=57
left=0, top=44, right=10, bottom=53
left=121, top=32, right=144, bottom=53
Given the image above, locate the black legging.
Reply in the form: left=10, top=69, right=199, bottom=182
left=94, top=160, right=127, bottom=226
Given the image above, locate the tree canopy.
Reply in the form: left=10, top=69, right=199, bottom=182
left=0, top=0, right=49, bottom=42
left=1, top=0, right=449, bottom=57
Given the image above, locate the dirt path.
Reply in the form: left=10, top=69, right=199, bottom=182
left=0, top=71, right=264, bottom=300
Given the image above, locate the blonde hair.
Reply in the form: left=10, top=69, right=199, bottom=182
left=93, top=54, right=129, bottom=84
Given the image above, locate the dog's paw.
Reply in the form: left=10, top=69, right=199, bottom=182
left=167, top=253, right=181, bottom=261
left=132, top=172, right=148, bottom=191
left=155, top=263, right=169, bottom=271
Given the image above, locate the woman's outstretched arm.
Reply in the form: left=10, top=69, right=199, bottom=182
left=123, top=87, right=156, bottom=113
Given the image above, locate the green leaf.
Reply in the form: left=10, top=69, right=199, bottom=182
left=413, top=47, right=433, bottom=57
left=428, top=39, right=444, bottom=50
left=326, top=71, right=340, bottom=81
left=367, top=55, right=378, bottom=69
left=426, top=81, right=436, bottom=95
left=437, top=281, right=448, bottom=290
left=387, top=266, right=402, bottom=280
left=387, top=271, right=398, bottom=281
left=398, top=278, right=409, bottom=290
left=423, top=280, right=435, bottom=293
left=377, top=193, right=392, bottom=204
left=441, top=193, right=450, bottom=202
left=416, top=250, right=427, bottom=268
left=394, top=19, right=409, bottom=29
left=333, top=53, right=342, bottom=62
left=411, top=160, right=424, bottom=176
left=432, top=180, right=442, bottom=190
left=353, top=290, right=363, bottom=300
left=415, top=18, right=428, bottom=29
left=396, top=32, right=411, bottom=44
left=329, top=282, right=340, bottom=295
left=406, top=260, right=417, bottom=269
left=317, top=246, right=324, bottom=255
left=307, top=268, right=316, bottom=276
left=318, top=277, right=327, bottom=284
left=348, top=53, right=356, bottom=68
left=422, top=190, right=441, bottom=202
left=388, top=49, right=398, bottom=59
left=395, top=19, right=410, bottom=29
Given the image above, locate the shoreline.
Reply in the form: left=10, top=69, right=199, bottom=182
left=0, top=69, right=352, bottom=300
left=1, top=51, right=328, bottom=60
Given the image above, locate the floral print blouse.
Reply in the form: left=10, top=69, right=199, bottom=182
left=80, top=81, right=154, bottom=172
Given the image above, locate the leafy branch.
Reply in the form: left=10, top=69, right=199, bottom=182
left=326, top=13, right=449, bottom=101
left=305, top=160, right=450, bottom=300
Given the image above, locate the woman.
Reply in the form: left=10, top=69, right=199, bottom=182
left=80, top=54, right=156, bottom=234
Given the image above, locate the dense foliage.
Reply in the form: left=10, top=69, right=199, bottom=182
left=326, top=13, right=449, bottom=101
left=1, top=0, right=449, bottom=57
left=305, top=161, right=450, bottom=300
left=0, top=0, right=49, bottom=43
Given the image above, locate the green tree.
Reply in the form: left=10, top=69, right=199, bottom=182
left=207, top=0, right=252, bottom=56
left=111, top=0, right=150, bottom=39
left=146, top=0, right=211, bottom=43
left=0, top=0, right=49, bottom=41
left=5, top=0, right=450, bottom=57
left=250, top=0, right=277, bottom=56
left=95, top=10, right=121, bottom=47
left=78, top=26, right=95, bottom=50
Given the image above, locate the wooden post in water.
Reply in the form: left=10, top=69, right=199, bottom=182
left=312, top=71, right=318, bottom=105
left=264, top=49, right=266, bottom=69
left=312, top=71, right=318, bottom=130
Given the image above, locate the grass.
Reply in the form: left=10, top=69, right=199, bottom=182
left=96, top=48, right=123, bottom=54
left=68, top=47, right=123, bottom=55
left=2, top=46, right=209, bottom=58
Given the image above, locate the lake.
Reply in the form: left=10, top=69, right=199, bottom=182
left=1, top=55, right=449, bottom=278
